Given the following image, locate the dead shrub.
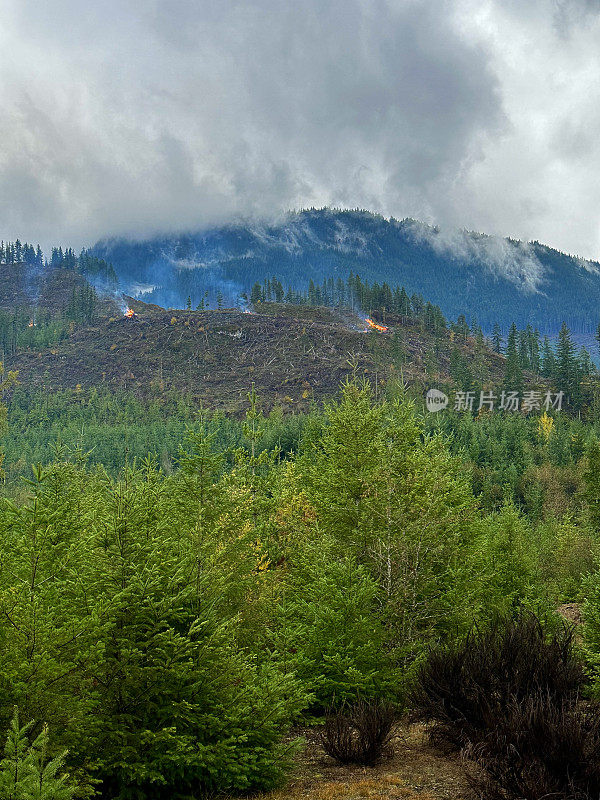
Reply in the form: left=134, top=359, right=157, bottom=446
left=409, top=611, right=584, bottom=750
left=465, top=693, right=600, bottom=800
left=319, top=699, right=397, bottom=766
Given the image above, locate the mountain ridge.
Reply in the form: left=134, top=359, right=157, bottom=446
left=90, top=208, right=600, bottom=334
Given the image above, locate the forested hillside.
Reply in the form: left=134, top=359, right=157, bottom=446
left=9, top=0, right=600, bottom=794
left=3, top=379, right=600, bottom=800
left=92, top=208, right=600, bottom=333
left=5, top=237, right=600, bottom=799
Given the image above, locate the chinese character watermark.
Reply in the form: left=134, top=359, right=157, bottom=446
left=425, top=388, right=564, bottom=413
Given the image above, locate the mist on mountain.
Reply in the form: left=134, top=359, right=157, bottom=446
left=91, top=208, right=600, bottom=334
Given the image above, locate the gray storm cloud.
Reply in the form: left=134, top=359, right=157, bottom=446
left=1, top=0, right=600, bottom=259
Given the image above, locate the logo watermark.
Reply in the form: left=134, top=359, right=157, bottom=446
left=426, top=388, right=449, bottom=412
left=425, top=389, right=564, bottom=413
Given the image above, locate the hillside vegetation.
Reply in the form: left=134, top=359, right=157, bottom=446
left=4, top=240, right=600, bottom=799
left=93, top=208, right=600, bottom=332
left=1, top=380, right=600, bottom=799
left=7, top=300, right=509, bottom=412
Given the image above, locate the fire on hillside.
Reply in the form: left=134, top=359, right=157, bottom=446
left=124, top=308, right=136, bottom=318
left=365, top=317, right=389, bottom=333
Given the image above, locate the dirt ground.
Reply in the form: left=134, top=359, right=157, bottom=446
left=264, top=723, right=470, bottom=800
left=9, top=303, right=512, bottom=414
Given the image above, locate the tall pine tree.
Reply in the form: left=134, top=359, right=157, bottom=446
left=555, top=322, right=580, bottom=407
left=503, top=323, right=524, bottom=395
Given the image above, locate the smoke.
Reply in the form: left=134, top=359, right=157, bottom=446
left=93, top=208, right=562, bottom=311
left=406, top=222, right=547, bottom=293
left=119, top=251, right=247, bottom=310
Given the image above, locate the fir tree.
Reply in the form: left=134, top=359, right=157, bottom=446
left=518, top=329, right=530, bottom=369
left=90, top=459, right=303, bottom=797
left=584, top=439, right=600, bottom=530
left=491, top=323, right=503, bottom=354
left=0, top=709, right=76, bottom=800
left=250, top=282, right=263, bottom=305
left=541, top=336, right=556, bottom=378
left=503, top=323, right=524, bottom=395
left=555, top=322, right=580, bottom=406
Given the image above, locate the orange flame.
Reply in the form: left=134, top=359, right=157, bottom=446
left=28, top=320, right=34, bottom=328
left=124, top=308, right=135, bottom=318
left=365, top=317, right=388, bottom=333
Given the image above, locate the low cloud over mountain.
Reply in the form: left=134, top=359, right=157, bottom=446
left=3, top=1, right=600, bottom=261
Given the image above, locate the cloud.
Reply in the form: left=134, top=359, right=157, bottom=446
left=0, top=0, right=501, bottom=250
left=448, top=0, right=600, bottom=258
left=0, top=0, right=600, bottom=260
left=405, top=218, right=548, bottom=293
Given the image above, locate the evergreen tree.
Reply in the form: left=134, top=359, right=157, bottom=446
left=528, top=326, right=541, bottom=373
left=518, top=329, right=530, bottom=369
left=0, top=709, right=76, bottom=800
left=491, top=323, right=503, bottom=354
left=579, top=346, right=594, bottom=377
left=541, top=336, right=556, bottom=378
left=298, top=381, right=479, bottom=654
left=89, top=460, right=303, bottom=797
left=175, top=413, right=224, bottom=526
left=0, top=364, right=18, bottom=481
left=452, top=314, right=470, bottom=343
left=449, top=347, right=472, bottom=392
left=555, top=322, right=580, bottom=406
left=398, top=288, right=411, bottom=317
left=503, top=323, right=524, bottom=395
left=584, top=439, right=600, bottom=530
left=250, top=282, right=263, bottom=305
left=274, top=537, right=394, bottom=707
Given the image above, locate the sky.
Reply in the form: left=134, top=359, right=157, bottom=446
left=1, top=0, right=600, bottom=258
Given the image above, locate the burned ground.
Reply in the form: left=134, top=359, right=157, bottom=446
left=7, top=301, right=512, bottom=413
